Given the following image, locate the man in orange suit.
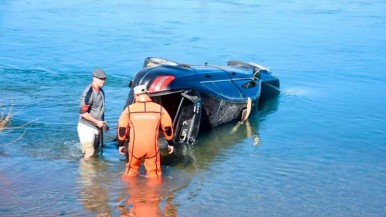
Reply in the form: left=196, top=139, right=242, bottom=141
left=117, top=85, right=174, bottom=178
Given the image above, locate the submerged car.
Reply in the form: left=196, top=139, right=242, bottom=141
left=124, top=57, right=280, bottom=146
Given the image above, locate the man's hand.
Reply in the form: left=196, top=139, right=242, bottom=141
left=96, top=120, right=105, bottom=129
left=119, top=146, right=126, bottom=155
left=103, top=122, right=109, bottom=132
left=168, top=145, right=174, bottom=154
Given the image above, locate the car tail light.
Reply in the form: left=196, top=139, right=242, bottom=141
left=148, top=75, right=175, bottom=93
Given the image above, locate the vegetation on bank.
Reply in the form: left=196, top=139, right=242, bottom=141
left=0, top=104, right=12, bottom=132
left=0, top=103, right=30, bottom=146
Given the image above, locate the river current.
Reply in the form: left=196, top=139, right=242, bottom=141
left=1, top=1, right=386, bottom=216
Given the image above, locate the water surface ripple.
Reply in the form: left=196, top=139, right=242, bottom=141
left=1, top=0, right=386, bottom=216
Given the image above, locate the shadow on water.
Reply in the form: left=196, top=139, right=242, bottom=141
left=117, top=177, right=178, bottom=217
left=78, top=158, right=113, bottom=216
left=78, top=157, right=183, bottom=217
left=161, top=95, right=280, bottom=173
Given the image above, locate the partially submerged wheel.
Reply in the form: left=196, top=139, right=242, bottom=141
left=173, top=91, right=202, bottom=145
left=143, top=57, right=179, bottom=68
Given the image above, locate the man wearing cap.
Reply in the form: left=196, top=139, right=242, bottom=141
left=117, top=85, right=174, bottom=178
left=77, top=68, right=109, bottom=159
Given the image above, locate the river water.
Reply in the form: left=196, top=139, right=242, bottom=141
left=1, top=0, right=386, bottom=216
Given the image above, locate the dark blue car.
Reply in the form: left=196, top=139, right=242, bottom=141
left=125, top=57, right=280, bottom=146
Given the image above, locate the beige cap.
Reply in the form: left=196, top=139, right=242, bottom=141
left=134, top=85, right=148, bottom=95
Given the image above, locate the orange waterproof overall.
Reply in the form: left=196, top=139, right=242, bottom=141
left=117, top=95, right=174, bottom=178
